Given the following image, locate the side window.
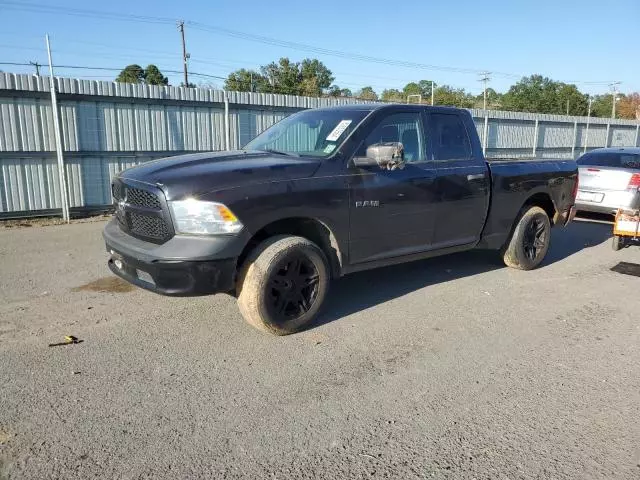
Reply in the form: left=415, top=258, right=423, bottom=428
left=357, top=112, right=425, bottom=163
left=431, top=113, right=472, bottom=161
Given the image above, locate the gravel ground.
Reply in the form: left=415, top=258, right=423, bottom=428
left=0, top=218, right=639, bottom=479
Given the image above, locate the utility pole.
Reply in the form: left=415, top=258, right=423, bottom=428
left=177, top=21, right=190, bottom=87
left=431, top=81, right=435, bottom=106
left=30, top=61, right=41, bottom=75
left=610, top=81, right=621, bottom=119
left=478, top=72, right=491, bottom=110
left=584, top=95, right=593, bottom=154
left=45, top=34, right=70, bottom=223
left=566, top=98, right=570, bottom=115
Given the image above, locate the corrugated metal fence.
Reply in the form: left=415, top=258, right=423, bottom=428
left=1, top=72, right=639, bottom=217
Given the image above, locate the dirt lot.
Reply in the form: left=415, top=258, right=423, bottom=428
left=1, top=218, right=639, bottom=479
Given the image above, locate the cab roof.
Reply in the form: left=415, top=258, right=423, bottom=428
left=312, top=103, right=465, bottom=114
left=585, top=147, right=640, bottom=155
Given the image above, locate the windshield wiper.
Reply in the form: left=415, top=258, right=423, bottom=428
left=261, top=148, right=299, bottom=157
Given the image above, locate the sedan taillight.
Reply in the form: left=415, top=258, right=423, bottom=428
left=628, top=173, right=640, bottom=190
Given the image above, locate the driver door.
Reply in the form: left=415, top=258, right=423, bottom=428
left=348, top=109, right=438, bottom=264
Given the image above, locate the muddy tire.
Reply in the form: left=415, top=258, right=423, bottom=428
left=502, top=206, right=551, bottom=270
left=612, top=235, right=624, bottom=251
left=236, top=235, right=330, bottom=335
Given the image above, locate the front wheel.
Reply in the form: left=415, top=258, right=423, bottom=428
left=236, top=235, right=330, bottom=335
left=502, top=206, right=551, bottom=270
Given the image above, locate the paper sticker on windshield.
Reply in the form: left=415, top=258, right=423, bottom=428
left=323, top=144, right=336, bottom=154
left=326, top=120, right=352, bottom=142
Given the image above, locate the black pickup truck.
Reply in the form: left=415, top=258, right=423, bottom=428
left=104, top=104, right=578, bottom=334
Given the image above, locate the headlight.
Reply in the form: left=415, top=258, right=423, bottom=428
left=168, top=199, right=243, bottom=235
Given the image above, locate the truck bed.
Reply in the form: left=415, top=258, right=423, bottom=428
left=478, top=158, right=578, bottom=249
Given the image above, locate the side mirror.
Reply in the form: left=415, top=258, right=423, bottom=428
left=352, top=142, right=405, bottom=170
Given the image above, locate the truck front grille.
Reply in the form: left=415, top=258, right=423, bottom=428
left=111, top=178, right=173, bottom=244
left=126, top=187, right=162, bottom=210
left=127, top=212, right=171, bottom=240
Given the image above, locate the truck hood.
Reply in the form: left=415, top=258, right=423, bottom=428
left=119, top=150, right=321, bottom=200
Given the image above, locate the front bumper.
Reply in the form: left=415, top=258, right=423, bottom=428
left=103, top=218, right=247, bottom=296
left=107, top=250, right=236, bottom=296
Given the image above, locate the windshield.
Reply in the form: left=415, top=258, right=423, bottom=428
left=244, top=109, right=370, bottom=158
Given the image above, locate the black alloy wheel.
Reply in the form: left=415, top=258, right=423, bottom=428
left=523, top=216, right=548, bottom=262
left=267, top=254, right=320, bottom=323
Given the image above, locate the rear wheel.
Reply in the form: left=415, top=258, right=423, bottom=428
left=502, top=206, right=551, bottom=270
left=612, top=235, right=624, bottom=251
left=236, top=235, right=330, bottom=335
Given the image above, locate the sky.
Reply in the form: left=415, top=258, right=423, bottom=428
left=0, top=0, right=638, bottom=96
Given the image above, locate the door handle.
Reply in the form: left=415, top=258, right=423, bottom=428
left=467, top=173, right=486, bottom=181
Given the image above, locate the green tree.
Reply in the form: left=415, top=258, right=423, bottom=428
left=328, top=85, right=352, bottom=97
left=300, top=58, right=334, bottom=93
left=116, top=64, right=169, bottom=86
left=144, top=65, right=168, bottom=86
left=116, top=64, right=145, bottom=84
left=261, top=57, right=300, bottom=94
left=501, top=75, right=588, bottom=115
left=475, top=87, right=502, bottom=109
left=590, top=94, right=614, bottom=117
left=433, top=85, right=475, bottom=108
left=403, top=82, right=423, bottom=100
left=225, top=57, right=334, bottom=96
left=418, top=80, right=435, bottom=98
left=224, top=68, right=265, bottom=92
left=381, top=88, right=404, bottom=102
left=557, top=84, right=588, bottom=116
left=356, top=86, right=378, bottom=101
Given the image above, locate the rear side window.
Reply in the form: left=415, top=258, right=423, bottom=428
left=578, top=152, right=640, bottom=168
left=430, top=113, right=472, bottom=160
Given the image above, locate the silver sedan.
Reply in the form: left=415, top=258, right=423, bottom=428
left=575, top=147, right=640, bottom=214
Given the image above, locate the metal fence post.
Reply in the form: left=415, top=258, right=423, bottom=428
left=532, top=119, right=539, bottom=157
left=571, top=121, right=578, bottom=158
left=605, top=123, right=610, bottom=147
left=482, top=113, right=489, bottom=155
left=635, top=124, right=639, bottom=147
left=583, top=121, right=590, bottom=154
left=224, top=92, right=230, bottom=151
left=46, top=34, right=70, bottom=223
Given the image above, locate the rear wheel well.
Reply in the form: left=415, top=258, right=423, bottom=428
left=523, top=193, right=556, bottom=224
left=237, top=218, right=343, bottom=279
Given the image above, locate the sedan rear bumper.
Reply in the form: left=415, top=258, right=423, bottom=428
left=576, top=189, right=639, bottom=215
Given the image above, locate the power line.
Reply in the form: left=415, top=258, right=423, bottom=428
left=0, top=0, right=620, bottom=86
left=0, top=44, right=423, bottom=92
left=0, top=1, right=174, bottom=24
left=0, top=61, right=226, bottom=80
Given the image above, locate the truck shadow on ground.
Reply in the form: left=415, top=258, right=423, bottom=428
left=314, top=220, right=612, bottom=328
